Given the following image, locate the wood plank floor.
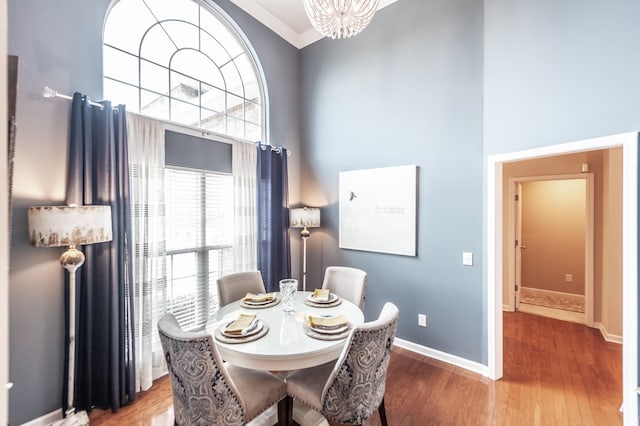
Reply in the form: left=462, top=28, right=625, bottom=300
left=89, top=311, right=622, bottom=425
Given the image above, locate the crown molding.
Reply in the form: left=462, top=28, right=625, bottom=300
left=231, top=0, right=400, bottom=50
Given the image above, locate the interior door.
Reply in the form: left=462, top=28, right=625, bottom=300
left=514, top=183, right=523, bottom=309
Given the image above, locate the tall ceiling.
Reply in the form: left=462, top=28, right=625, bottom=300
left=230, top=0, right=400, bottom=49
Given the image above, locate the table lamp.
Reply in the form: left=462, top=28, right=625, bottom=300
left=28, top=205, right=113, bottom=426
left=289, top=207, right=320, bottom=291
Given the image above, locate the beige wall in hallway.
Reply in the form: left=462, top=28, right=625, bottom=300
left=521, top=179, right=586, bottom=295
left=502, top=148, right=622, bottom=336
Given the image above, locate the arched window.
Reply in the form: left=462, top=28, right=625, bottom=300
left=103, top=0, right=265, bottom=142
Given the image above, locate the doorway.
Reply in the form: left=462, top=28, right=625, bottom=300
left=507, top=175, right=594, bottom=327
left=486, top=132, right=638, bottom=424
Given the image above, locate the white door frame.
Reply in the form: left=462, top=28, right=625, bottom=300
left=486, top=132, right=638, bottom=424
left=506, top=173, right=594, bottom=328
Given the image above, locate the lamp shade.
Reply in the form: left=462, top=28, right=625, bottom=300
left=28, top=205, right=113, bottom=248
left=290, top=207, right=321, bottom=229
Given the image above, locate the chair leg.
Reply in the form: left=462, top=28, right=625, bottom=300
left=283, top=395, right=294, bottom=426
left=278, top=397, right=291, bottom=426
left=378, top=397, right=388, bottom=426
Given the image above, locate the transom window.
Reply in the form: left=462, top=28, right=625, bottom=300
left=103, top=0, right=263, bottom=141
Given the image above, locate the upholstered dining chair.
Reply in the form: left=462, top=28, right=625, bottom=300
left=216, top=270, right=266, bottom=307
left=321, top=266, right=367, bottom=309
left=158, top=313, right=287, bottom=425
left=285, top=302, right=399, bottom=426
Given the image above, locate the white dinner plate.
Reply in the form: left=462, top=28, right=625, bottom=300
left=222, top=319, right=263, bottom=338
left=307, top=292, right=338, bottom=304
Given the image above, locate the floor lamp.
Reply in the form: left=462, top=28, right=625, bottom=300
left=290, top=207, right=320, bottom=291
left=28, top=205, right=113, bottom=426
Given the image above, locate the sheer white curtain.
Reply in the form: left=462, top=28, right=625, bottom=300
left=232, top=141, right=258, bottom=271
left=127, top=112, right=167, bottom=391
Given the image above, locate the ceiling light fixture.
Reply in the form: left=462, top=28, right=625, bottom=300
left=303, top=0, right=380, bottom=40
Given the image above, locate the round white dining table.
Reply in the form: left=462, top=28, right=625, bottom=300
left=207, top=291, right=364, bottom=371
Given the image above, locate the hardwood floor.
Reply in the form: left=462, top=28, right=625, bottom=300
left=89, top=311, right=622, bottom=425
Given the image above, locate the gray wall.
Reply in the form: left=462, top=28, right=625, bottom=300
left=300, top=0, right=485, bottom=361
left=484, top=0, right=640, bottom=153
left=7, top=0, right=300, bottom=424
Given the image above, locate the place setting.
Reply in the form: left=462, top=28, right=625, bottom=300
left=303, top=313, right=351, bottom=340
left=240, top=292, right=280, bottom=309
left=304, top=288, right=342, bottom=308
left=215, top=313, right=269, bottom=344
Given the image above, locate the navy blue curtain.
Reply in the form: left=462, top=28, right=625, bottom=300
left=64, top=93, right=136, bottom=414
left=257, top=144, right=291, bottom=292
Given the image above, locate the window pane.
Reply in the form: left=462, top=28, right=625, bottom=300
left=246, top=122, right=261, bottom=142
left=167, top=251, right=198, bottom=328
left=201, top=109, right=226, bottom=134
left=227, top=94, right=245, bottom=120
left=140, top=59, right=169, bottom=95
left=165, top=170, right=202, bottom=251
left=104, top=0, right=156, bottom=55
left=201, top=84, right=225, bottom=113
left=205, top=174, right=233, bottom=246
left=246, top=101, right=261, bottom=126
left=226, top=116, right=245, bottom=140
left=221, top=61, right=243, bottom=97
left=170, top=71, right=200, bottom=103
left=172, top=49, right=224, bottom=89
left=104, top=46, right=139, bottom=86
left=140, top=90, right=170, bottom=121
left=235, top=54, right=260, bottom=101
left=171, top=98, right=201, bottom=128
left=141, top=23, right=176, bottom=67
left=145, top=0, right=199, bottom=24
left=200, top=30, right=232, bottom=67
left=103, top=78, right=139, bottom=111
left=200, top=6, right=243, bottom=58
left=163, top=20, right=199, bottom=50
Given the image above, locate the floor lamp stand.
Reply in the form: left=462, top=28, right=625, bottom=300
left=53, top=246, right=90, bottom=426
left=301, top=228, right=310, bottom=292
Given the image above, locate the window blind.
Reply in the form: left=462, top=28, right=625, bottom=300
left=165, top=167, right=233, bottom=330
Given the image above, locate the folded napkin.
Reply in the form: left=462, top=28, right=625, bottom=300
left=308, top=314, right=348, bottom=330
left=243, top=292, right=274, bottom=303
left=225, top=313, right=257, bottom=335
left=312, top=288, right=330, bottom=301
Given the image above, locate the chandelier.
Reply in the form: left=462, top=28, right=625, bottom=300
left=303, top=0, right=380, bottom=40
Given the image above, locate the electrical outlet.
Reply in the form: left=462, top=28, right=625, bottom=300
left=565, top=274, right=573, bottom=283
left=418, top=314, right=427, bottom=327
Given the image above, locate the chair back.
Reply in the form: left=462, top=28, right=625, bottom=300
left=321, top=266, right=367, bottom=309
left=216, top=271, right=266, bottom=307
left=158, top=314, right=246, bottom=425
left=321, top=302, right=399, bottom=424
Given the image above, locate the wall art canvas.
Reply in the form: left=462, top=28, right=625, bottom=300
left=339, top=165, right=417, bottom=256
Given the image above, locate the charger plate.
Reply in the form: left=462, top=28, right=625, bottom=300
left=304, top=298, right=342, bottom=308
left=240, top=297, right=281, bottom=309
left=302, top=323, right=351, bottom=341
left=215, top=322, right=269, bottom=344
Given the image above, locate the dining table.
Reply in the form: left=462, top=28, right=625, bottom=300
left=206, top=290, right=365, bottom=372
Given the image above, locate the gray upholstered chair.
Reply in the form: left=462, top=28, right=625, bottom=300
left=216, top=271, right=266, bottom=307
left=158, top=314, right=287, bottom=425
left=285, top=302, right=399, bottom=426
left=321, top=266, right=367, bottom=309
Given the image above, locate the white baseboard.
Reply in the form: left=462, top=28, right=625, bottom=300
left=393, top=338, right=489, bottom=378
left=21, top=409, right=61, bottom=426
left=595, top=322, right=623, bottom=344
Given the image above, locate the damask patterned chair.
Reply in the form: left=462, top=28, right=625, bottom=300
left=158, top=314, right=287, bottom=425
left=321, top=266, right=367, bottom=309
left=217, top=271, right=266, bottom=307
left=285, top=302, right=399, bottom=425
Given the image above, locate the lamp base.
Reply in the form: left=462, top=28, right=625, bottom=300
left=52, top=410, right=90, bottom=426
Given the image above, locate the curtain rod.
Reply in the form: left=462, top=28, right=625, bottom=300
left=43, top=86, right=104, bottom=109
left=43, top=86, right=291, bottom=155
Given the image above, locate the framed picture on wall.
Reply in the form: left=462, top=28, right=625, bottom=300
left=339, top=165, right=417, bottom=256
